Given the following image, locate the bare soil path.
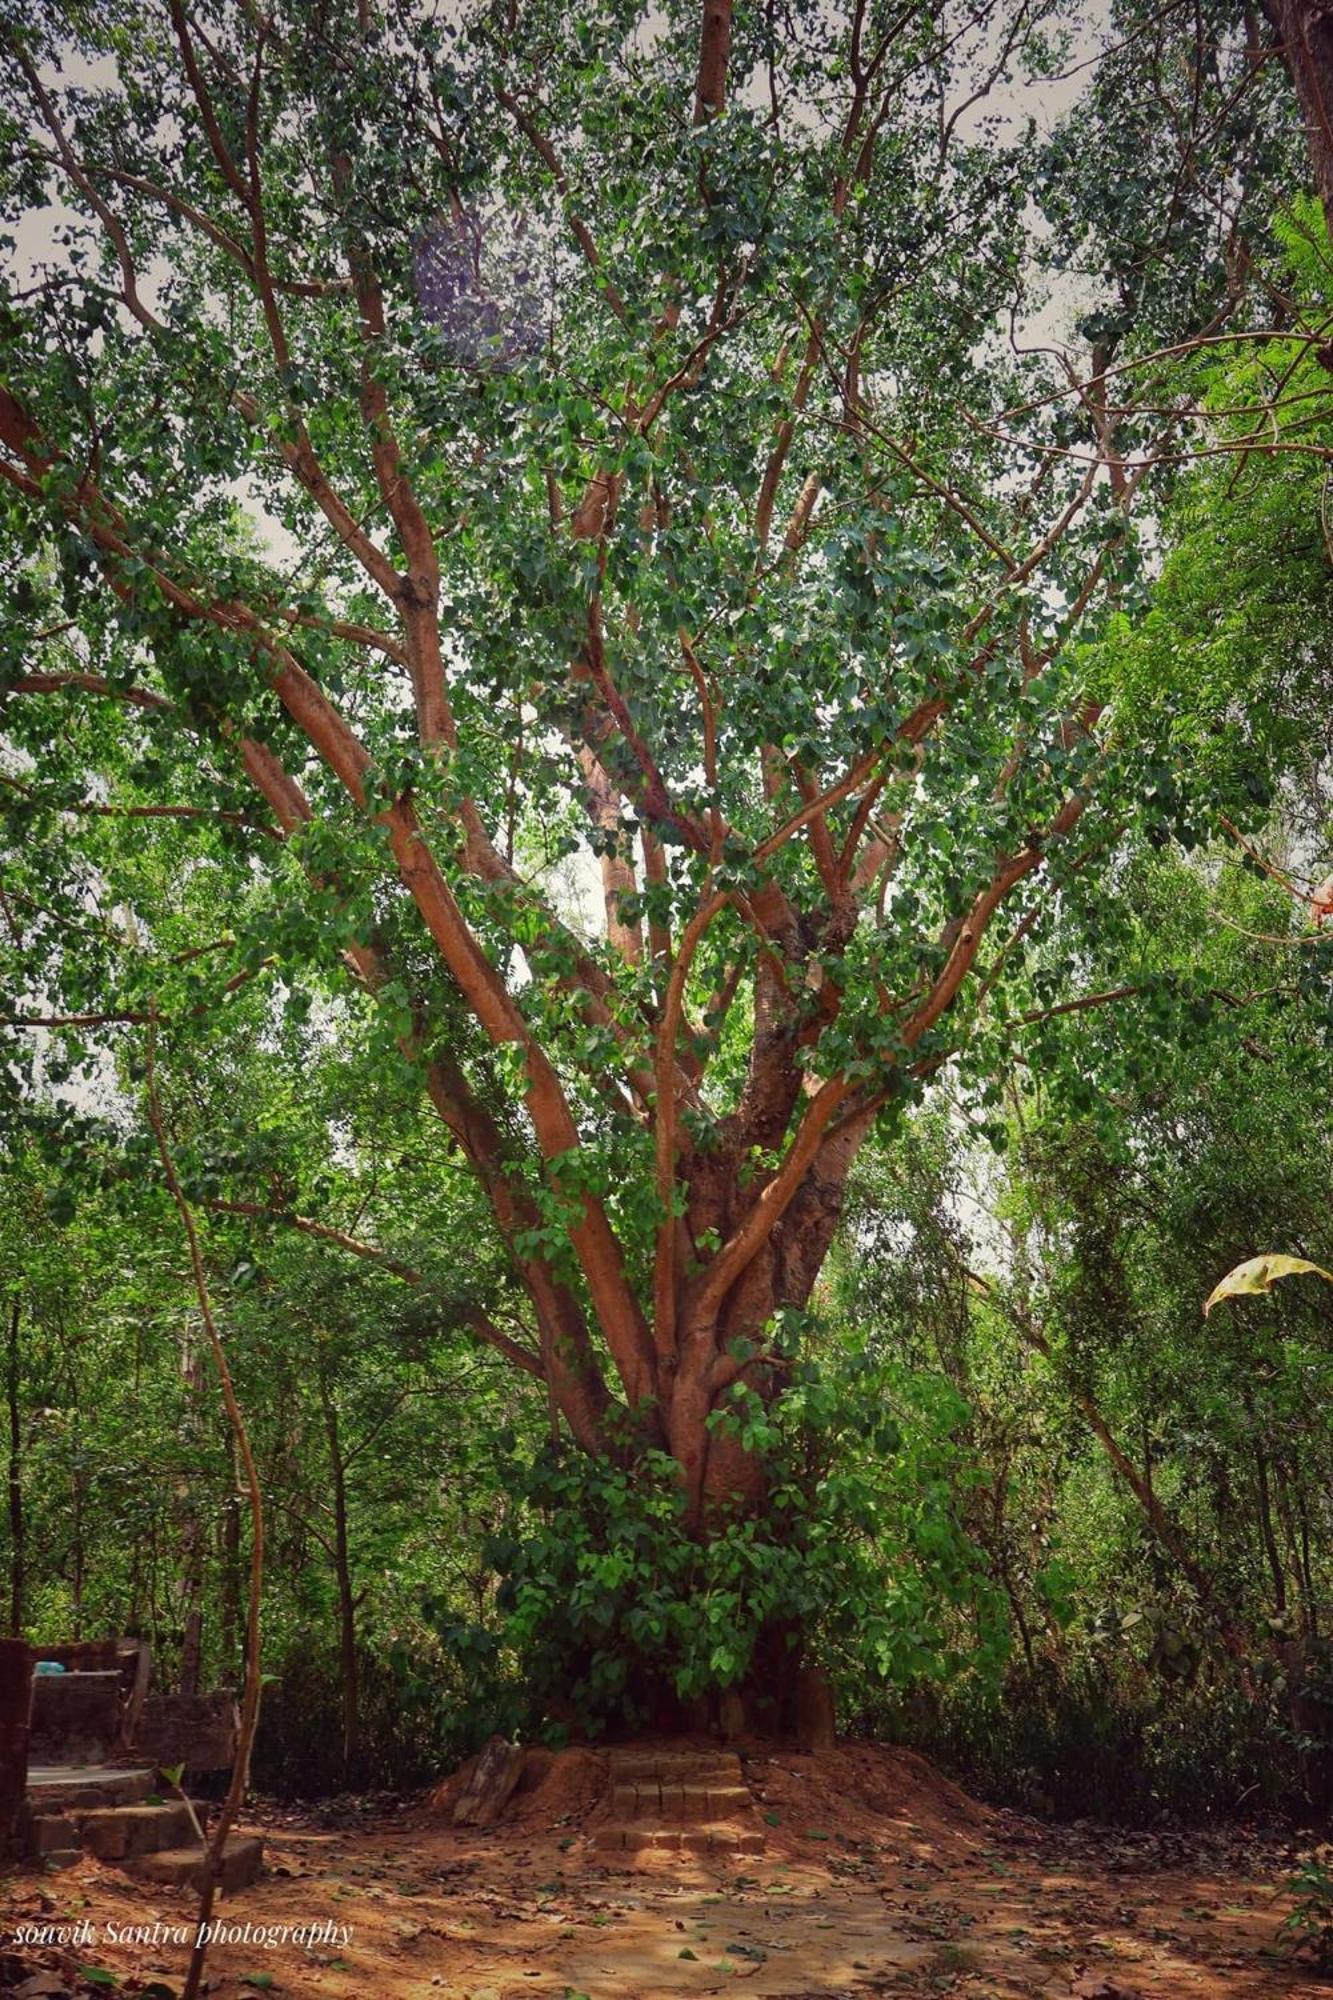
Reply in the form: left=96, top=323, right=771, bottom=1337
left=0, top=1746, right=1314, bottom=1999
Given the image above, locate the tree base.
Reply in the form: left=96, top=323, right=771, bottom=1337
left=658, top=1659, right=836, bottom=1748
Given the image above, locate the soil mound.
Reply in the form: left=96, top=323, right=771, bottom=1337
left=428, top=1743, right=609, bottom=1826
left=509, top=1743, right=607, bottom=1826
left=747, top=1740, right=993, bottom=1856
left=431, top=1736, right=989, bottom=1851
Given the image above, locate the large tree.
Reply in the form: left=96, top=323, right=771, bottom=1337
left=0, top=0, right=1313, bottom=1715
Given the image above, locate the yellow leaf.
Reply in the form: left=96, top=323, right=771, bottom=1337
left=1203, top=1254, right=1333, bottom=1316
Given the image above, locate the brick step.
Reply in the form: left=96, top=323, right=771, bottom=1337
left=608, top=1753, right=744, bottom=1786
left=130, top=1832, right=264, bottom=1894
left=594, top=1821, right=765, bottom=1856
left=611, top=1783, right=753, bottom=1823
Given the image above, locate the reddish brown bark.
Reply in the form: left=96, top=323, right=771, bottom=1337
left=1265, top=0, right=1333, bottom=222
left=693, top=0, right=734, bottom=122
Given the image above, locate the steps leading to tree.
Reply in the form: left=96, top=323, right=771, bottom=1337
left=594, top=1749, right=765, bottom=1859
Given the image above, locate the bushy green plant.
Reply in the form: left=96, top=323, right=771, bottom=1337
left=436, top=1350, right=1008, bottom=1737
left=1278, top=1856, right=1333, bottom=1973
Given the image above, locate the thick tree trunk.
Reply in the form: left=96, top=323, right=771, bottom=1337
left=1266, top=0, right=1333, bottom=222
left=670, top=1101, right=873, bottom=1530
left=647, top=1114, right=873, bottom=1737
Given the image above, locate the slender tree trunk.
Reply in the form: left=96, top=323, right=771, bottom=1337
left=177, top=1330, right=205, bottom=1696
left=71, top=1461, right=85, bottom=1640
left=1294, top=1479, right=1319, bottom=1638
left=220, top=1432, right=241, bottom=1686
left=987, top=1468, right=1036, bottom=1673
left=147, top=1028, right=265, bottom=2000
left=1253, top=1444, right=1288, bottom=1619
left=6, top=1299, right=23, bottom=1639
left=178, top=1548, right=203, bottom=1693
left=319, top=1381, right=359, bottom=1784
left=129, top=1319, right=144, bottom=1632
left=1273, top=1459, right=1314, bottom=1638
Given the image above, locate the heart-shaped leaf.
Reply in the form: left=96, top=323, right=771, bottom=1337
left=1203, top=1254, right=1333, bottom=1315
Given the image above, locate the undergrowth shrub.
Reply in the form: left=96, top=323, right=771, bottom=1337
left=855, top=1659, right=1306, bottom=1823
left=252, top=1631, right=474, bottom=1796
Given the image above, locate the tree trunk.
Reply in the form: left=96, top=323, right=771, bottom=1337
left=178, top=1564, right=203, bottom=1694
left=6, top=1299, right=22, bottom=1640
left=320, top=1381, right=359, bottom=1784
left=1294, top=1478, right=1319, bottom=1638
left=1273, top=1457, right=1315, bottom=1639
left=220, top=1432, right=242, bottom=1685
left=176, top=1327, right=205, bottom=1697
left=1265, top=0, right=1333, bottom=222
left=71, top=1460, right=85, bottom=1640
left=1253, top=1443, right=1288, bottom=1619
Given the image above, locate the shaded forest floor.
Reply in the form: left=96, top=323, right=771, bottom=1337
left=0, top=1744, right=1319, bottom=1999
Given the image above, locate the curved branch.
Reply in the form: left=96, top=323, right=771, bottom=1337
left=201, top=1197, right=545, bottom=1379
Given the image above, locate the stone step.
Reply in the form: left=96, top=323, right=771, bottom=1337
left=594, top=1821, right=765, bottom=1856
left=75, top=1801, right=195, bottom=1860
left=30, top=1813, right=82, bottom=1857
left=130, top=1832, right=264, bottom=1895
left=26, top=1766, right=154, bottom=1812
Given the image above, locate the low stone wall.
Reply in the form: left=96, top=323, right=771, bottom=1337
left=29, top=1670, right=121, bottom=1766
left=132, top=1690, right=239, bottom=1773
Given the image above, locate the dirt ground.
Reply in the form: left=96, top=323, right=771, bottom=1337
left=0, top=1743, right=1319, bottom=1999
